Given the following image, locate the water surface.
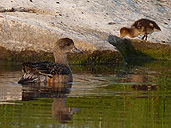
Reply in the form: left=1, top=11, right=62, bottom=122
left=0, top=60, right=170, bottom=128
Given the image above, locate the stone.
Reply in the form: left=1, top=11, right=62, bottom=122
left=0, top=0, right=170, bottom=63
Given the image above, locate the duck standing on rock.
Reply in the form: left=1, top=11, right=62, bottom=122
left=18, top=38, right=83, bottom=84
left=120, top=18, right=161, bottom=40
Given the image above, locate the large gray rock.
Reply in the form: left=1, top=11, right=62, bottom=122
left=0, top=0, right=118, bottom=53
left=0, top=0, right=170, bottom=58
left=0, top=11, right=115, bottom=53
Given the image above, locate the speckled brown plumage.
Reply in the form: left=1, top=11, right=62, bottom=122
left=18, top=38, right=82, bottom=84
left=120, top=18, right=161, bottom=40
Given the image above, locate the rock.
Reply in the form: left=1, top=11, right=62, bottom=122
left=109, top=35, right=171, bottom=61
left=0, top=13, right=116, bottom=52
left=0, top=0, right=170, bottom=63
left=0, top=6, right=6, bottom=12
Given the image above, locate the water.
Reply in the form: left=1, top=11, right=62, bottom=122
left=0, top=60, right=170, bottom=128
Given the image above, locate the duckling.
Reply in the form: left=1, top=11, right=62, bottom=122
left=18, top=38, right=83, bottom=84
left=120, top=18, right=161, bottom=40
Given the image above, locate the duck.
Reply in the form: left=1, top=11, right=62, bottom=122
left=18, top=38, right=83, bottom=84
left=120, top=18, right=161, bottom=40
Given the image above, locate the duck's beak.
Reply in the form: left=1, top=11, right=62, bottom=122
left=72, top=46, right=83, bottom=53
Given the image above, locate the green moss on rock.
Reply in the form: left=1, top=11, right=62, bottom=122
left=68, top=50, right=123, bottom=64
left=0, top=46, right=54, bottom=62
left=131, top=39, right=171, bottom=60
left=108, top=35, right=171, bottom=61
left=0, top=46, right=123, bottom=64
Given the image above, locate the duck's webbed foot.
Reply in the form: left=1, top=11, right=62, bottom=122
left=141, top=34, right=148, bottom=40
left=142, top=35, right=145, bottom=40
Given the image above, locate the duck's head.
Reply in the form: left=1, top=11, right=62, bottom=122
left=55, top=38, right=83, bottom=54
left=120, top=27, right=130, bottom=38
left=54, top=38, right=83, bottom=65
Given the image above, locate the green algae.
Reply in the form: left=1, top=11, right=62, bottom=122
left=131, top=39, right=171, bottom=60
left=0, top=46, right=123, bottom=64
left=0, top=46, right=54, bottom=62
left=68, top=50, right=123, bottom=64
left=1, top=35, right=171, bottom=64
left=108, top=35, right=171, bottom=62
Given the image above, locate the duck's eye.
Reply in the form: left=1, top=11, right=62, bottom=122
left=66, top=43, right=71, bottom=46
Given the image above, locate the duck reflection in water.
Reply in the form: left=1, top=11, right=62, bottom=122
left=52, top=97, right=73, bottom=123
left=22, top=82, right=79, bottom=123
left=123, top=74, right=159, bottom=91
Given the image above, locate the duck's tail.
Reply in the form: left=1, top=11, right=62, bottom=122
left=18, top=73, right=46, bottom=84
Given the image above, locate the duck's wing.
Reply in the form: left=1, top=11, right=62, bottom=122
left=132, top=19, right=161, bottom=32
left=22, top=61, right=71, bottom=77
left=131, top=19, right=145, bottom=30
left=18, top=61, right=71, bottom=84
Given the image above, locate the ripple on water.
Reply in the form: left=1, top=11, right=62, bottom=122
left=0, top=61, right=170, bottom=127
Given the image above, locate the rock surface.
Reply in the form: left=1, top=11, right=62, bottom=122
left=109, top=35, right=171, bottom=61
left=0, top=0, right=170, bottom=61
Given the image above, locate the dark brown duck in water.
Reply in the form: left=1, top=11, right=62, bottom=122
left=18, top=38, right=83, bottom=84
left=120, top=18, right=161, bottom=40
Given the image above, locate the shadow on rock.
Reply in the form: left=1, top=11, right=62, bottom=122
left=108, top=35, right=155, bottom=64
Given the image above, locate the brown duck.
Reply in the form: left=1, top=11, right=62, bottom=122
left=18, top=38, right=83, bottom=84
left=120, top=18, right=161, bottom=40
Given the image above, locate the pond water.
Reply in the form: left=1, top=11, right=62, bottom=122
left=0, top=60, right=170, bottom=128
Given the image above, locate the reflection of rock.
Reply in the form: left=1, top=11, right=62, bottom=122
left=0, top=70, right=22, bottom=102
left=0, top=85, right=22, bottom=101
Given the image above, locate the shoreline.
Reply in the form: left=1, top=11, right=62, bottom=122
left=0, top=36, right=170, bottom=64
